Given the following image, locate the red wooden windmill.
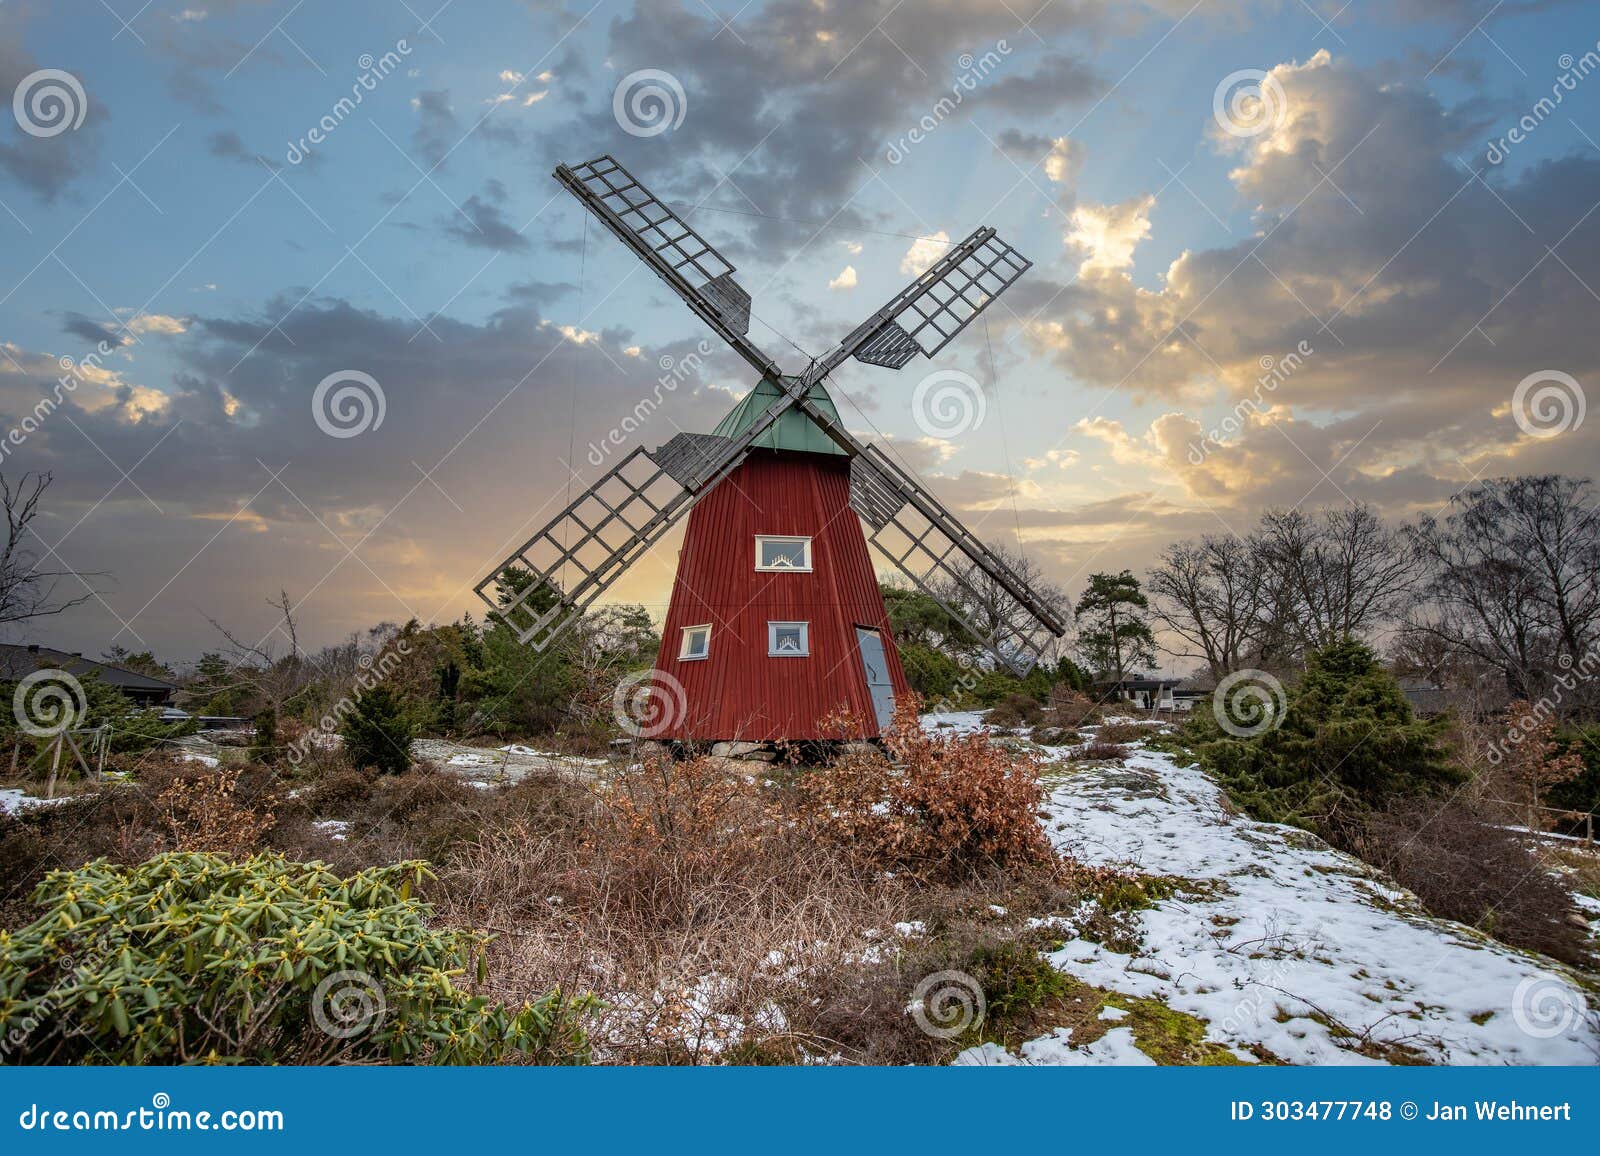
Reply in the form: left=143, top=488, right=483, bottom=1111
left=478, top=156, right=1065, bottom=743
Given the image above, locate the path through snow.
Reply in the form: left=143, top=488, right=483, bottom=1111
left=922, top=712, right=1600, bottom=1066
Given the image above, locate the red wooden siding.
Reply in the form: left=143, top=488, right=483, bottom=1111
left=653, top=449, right=912, bottom=741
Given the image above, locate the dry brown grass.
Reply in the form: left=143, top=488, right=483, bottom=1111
left=1353, top=798, right=1593, bottom=968
left=1045, top=686, right=1103, bottom=728
left=432, top=762, right=918, bottom=1063
left=1093, top=720, right=1155, bottom=744
left=1070, top=741, right=1131, bottom=762
left=157, top=766, right=278, bottom=855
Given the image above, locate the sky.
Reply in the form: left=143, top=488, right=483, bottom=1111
left=0, top=0, right=1596, bottom=670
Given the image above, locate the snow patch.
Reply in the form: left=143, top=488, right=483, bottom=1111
left=0, top=788, right=70, bottom=814
left=1031, top=745, right=1600, bottom=1065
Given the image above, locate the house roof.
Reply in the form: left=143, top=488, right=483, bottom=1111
left=711, top=377, right=848, bottom=456
left=0, top=645, right=176, bottom=693
left=1094, top=677, right=1181, bottom=691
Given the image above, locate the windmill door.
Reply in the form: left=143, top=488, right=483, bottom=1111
left=855, top=627, right=896, bottom=733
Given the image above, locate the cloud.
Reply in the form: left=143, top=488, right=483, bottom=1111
left=1065, top=193, right=1155, bottom=275
left=1042, top=137, right=1085, bottom=186
left=441, top=188, right=531, bottom=252
left=0, top=292, right=747, bottom=655
left=1029, top=49, right=1600, bottom=481
left=411, top=89, right=457, bottom=169
left=0, top=11, right=104, bottom=202
left=972, top=53, right=1099, bottom=112
left=562, top=0, right=1112, bottom=253
left=828, top=265, right=857, bottom=291
left=504, top=279, right=576, bottom=306
left=125, top=313, right=189, bottom=336
left=205, top=129, right=287, bottom=170
left=60, top=313, right=130, bottom=348
left=900, top=231, right=949, bottom=276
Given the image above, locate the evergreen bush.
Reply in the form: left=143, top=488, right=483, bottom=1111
left=1189, top=640, right=1458, bottom=836
left=0, top=852, right=595, bottom=1064
left=339, top=685, right=413, bottom=775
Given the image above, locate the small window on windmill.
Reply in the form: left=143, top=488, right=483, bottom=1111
left=755, top=535, right=812, bottom=572
left=679, top=624, right=712, bottom=661
left=768, top=621, right=809, bottom=657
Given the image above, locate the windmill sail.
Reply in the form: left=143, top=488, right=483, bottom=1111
left=555, top=155, right=777, bottom=377
left=476, top=434, right=729, bottom=650
left=476, top=382, right=805, bottom=650
left=809, top=226, right=1033, bottom=379
left=848, top=446, right=1065, bottom=675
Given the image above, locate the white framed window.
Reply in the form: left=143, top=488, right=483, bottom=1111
left=768, top=621, right=809, bottom=657
left=754, top=535, right=812, bottom=572
left=679, top=624, right=712, bottom=661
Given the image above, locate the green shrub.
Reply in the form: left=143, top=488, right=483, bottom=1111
left=984, top=692, right=1043, bottom=729
left=249, top=706, right=278, bottom=764
left=339, top=686, right=414, bottom=775
left=898, top=643, right=965, bottom=703
left=0, top=852, right=595, bottom=1064
left=1548, top=726, right=1600, bottom=823
left=966, top=939, right=1073, bottom=1024
left=1189, top=641, right=1458, bottom=837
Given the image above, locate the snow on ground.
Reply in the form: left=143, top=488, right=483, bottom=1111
left=312, top=819, right=349, bottom=841
left=498, top=744, right=607, bottom=766
left=0, top=788, right=71, bottom=814
left=410, top=738, right=608, bottom=782
left=930, top=715, right=1600, bottom=1066
left=956, top=1025, right=1157, bottom=1067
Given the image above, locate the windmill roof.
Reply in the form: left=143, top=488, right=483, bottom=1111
left=710, top=377, right=847, bottom=456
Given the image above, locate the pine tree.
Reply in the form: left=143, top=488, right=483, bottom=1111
left=1074, top=571, right=1157, bottom=682
left=339, top=686, right=413, bottom=775
left=1194, top=640, right=1459, bottom=836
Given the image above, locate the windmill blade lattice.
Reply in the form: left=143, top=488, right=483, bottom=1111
left=555, top=155, right=776, bottom=376
left=476, top=432, right=736, bottom=650
left=850, top=446, right=1065, bottom=674
left=807, top=227, right=1032, bottom=379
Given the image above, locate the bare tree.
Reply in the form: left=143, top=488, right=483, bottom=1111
left=0, top=472, right=95, bottom=631
left=202, top=590, right=317, bottom=716
left=1254, top=504, right=1414, bottom=651
left=1407, top=475, right=1600, bottom=706
left=1146, top=534, right=1265, bottom=681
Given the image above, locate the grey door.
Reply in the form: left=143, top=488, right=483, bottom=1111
left=855, top=627, right=896, bottom=732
